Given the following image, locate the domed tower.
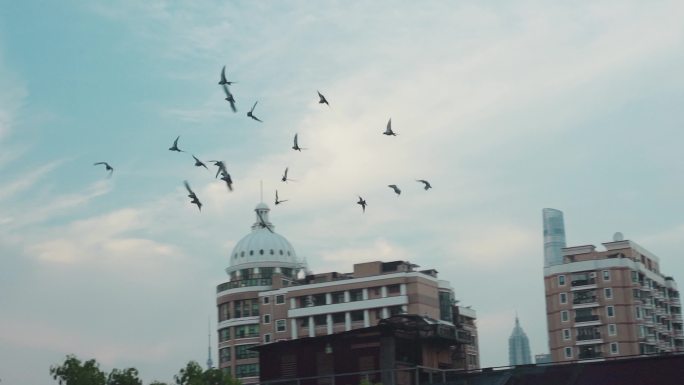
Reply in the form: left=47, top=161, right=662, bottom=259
left=216, top=203, right=306, bottom=382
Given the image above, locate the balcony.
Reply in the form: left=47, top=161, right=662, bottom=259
left=575, top=315, right=600, bottom=323
left=577, top=333, right=602, bottom=341
left=573, top=297, right=598, bottom=305
left=672, top=314, right=683, bottom=323
left=571, top=278, right=596, bottom=289
left=578, top=351, right=603, bottom=359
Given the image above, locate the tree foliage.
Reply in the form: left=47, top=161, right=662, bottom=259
left=174, top=361, right=239, bottom=385
left=50, top=355, right=106, bottom=385
left=107, top=368, right=143, bottom=385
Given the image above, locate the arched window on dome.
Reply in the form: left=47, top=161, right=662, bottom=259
left=270, top=249, right=274, bottom=255
left=249, top=250, right=254, bottom=256
left=241, top=251, right=245, bottom=257
left=287, top=251, right=291, bottom=256
left=259, top=249, right=264, bottom=255
left=279, top=250, right=283, bottom=255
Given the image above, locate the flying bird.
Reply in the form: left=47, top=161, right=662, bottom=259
left=222, top=84, right=237, bottom=112
left=357, top=196, right=367, bottom=213
left=210, top=160, right=228, bottom=178
left=247, top=101, right=262, bottom=122
left=317, top=91, right=329, bottom=106
left=388, top=184, right=401, bottom=196
left=292, top=133, right=306, bottom=151
left=275, top=190, right=288, bottom=205
left=169, top=136, right=184, bottom=152
left=218, top=66, right=236, bottom=85
left=192, top=155, right=209, bottom=170
left=93, top=162, right=114, bottom=177
left=416, top=179, right=432, bottom=190
left=184, top=180, right=202, bottom=211
left=281, top=167, right=296, bottom=183
left=220, top=172, right=234, bottom=191
left=383, top=118, right=397, bottom=136
left=256, top=210, right=274, bottom=233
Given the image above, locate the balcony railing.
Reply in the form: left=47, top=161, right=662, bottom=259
left=573, top=297, right=598, bottom=305
left=579, top=351, right=603, bottom=359
left=217, top=278, right=273, bottom=293
left=575, top=315, right=599, bottom=323
left=577, top=333, right=602, bottom=341
left=572, top=278, right=596, bottom=287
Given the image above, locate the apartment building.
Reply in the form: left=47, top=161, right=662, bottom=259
left=216, top=203, right=479, bottom=382
left=544, top=236, right=683, bottom=362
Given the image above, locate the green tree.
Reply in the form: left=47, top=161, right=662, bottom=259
left=107, top=368, right=142, bottom=385
left=50, top=355, right=106, bottom=385
left=149, top=381, right=170, bottom=385
left=174, top=362, right=239, bottom=385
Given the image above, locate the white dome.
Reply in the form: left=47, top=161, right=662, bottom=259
left=227, top=203, right=303, bottom=274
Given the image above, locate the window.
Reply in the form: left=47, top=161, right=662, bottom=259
left=219, top=328, right=230, bottom=342
left=631, top=271, right=638, bottom=283
left=332, top=313, right=345, bottom=324
left=276, top=319, right=286, bottom=332
left=275, top=295, right=285, bottom=305
left=608, top=324, right=617, bottom=336
left=387, top=284, right=401, bottom=295
left=639, top=325, right=646, bottom=338
left=219, top=303, right=231, bottom=321
left=602, top=270, right=610, bottom=281
left=234, top=324, right=259, bottom=338
left=562, top=329, right=571, bottom=340
left=349, top=289, right=363, bottom=302
left=314, top=314, right=327, bottom=326
left=263, top=314, right=270, bottom=324
left=220, top=347, right=231, bottom=363
left=561, top=310, right=569, bottom=322
left=331, top=291, right=345, bottom=304
left=351, top=310, right=364, bottom=321
left=564, top=347, right=573, bottom=359
left=262, top=296, right=270, bottom=305
left=636, top=306, right=643, bottom=319
left=560, top=293, right=568, bottom=304
left=607, top=306, right=615, bottom=318
left=558, top=275, right=566, bottom=286
left=235, top=344, right=259, bottom=360
left=610, top=342, right=619, bottom=355
left=604, top=288, right=613, bottom=300
left=263, top=334, right=271, bottom=343
left=235, top=363, right=259, bottom=378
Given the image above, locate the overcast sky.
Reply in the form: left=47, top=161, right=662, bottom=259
left=2, top=1, right=684, bottom=384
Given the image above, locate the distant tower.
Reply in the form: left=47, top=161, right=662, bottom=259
left=206, top=318, right=213, bottom=370
left=509, top=316, right=532, bottom=366
left=542, top=208, right=567, bottom=267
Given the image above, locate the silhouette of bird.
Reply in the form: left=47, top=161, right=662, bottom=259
left=317, top=91, right=329, bottom=106
left=220, top=172, right=234, bottom=191
left=184, top=180, right=202, bottom=211
left=247, top=101, right=262, bottom=122
left=218, top=66, right=236, bottom=85
left=256, top=210, right=274, bottom=233
left=93, top=162, right=114, bottom=177
left=357, top=196, right=367, bottom=213
left=416, top=179, right=432, bottom=190
left=281, top=167, right=296, bottom=183
left=210, top=160, right=228, bottom=178
left=169, top=136, right=184, bottom=152
left=388, top=185, right=401, bottom=196
left=275, top=190, right=288, bottom=205
left=222, top=84, right=237, bottom=112
left=192, top=155, right=208, bottom=170
left=292, top=133, right=306, bottom=151
left=383, top=118, right=397, bottom=136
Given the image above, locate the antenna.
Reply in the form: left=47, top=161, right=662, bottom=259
left=260, top=180, right=263, bottom=203
left=206, top=316, right=213, bottom=369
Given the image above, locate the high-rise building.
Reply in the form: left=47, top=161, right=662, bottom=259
left=216, top=203, right=479, bottom=383
left=509, top=316, right=532, bottom=365
left=544, top=235, right=684, bottom=362
left=543, top=208, right=567, bottom=267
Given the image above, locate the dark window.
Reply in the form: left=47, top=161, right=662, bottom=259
left=331, top=291, right=345, bottom=304
left=350, top=289, right=363, bottom=302
left=220, top=347, right=231, bottom=363
left=314, top=315, right=327, bottom=326
left=219, top=328, right=230, bottom=342
left=236, top=344, right=259, bottom=360
left=387, top=284, right=401, bottom=294
left=351, top=310, right=364, bottom=322
left=276, top=295, right=285, bottom=304
left=332, top=313, right=345, bottom=324
left=235, top=363, right=259, bottom=378
left=259, top=249, right=264, bottom=255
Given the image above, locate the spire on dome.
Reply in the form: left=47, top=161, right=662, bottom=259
left=252, top=203, right=274, bottom=231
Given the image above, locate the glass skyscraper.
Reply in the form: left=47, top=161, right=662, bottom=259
left=543, top=208, right=567, bottom=267
left=509, top=316, right=532, bottom=366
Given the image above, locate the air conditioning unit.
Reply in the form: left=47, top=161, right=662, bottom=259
left=589, top=272, right=597, bottom=278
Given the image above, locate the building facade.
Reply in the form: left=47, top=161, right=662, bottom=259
left=509, top=316, right=532, bottom=365
left=544, top=237, right=684, bottom=362
left=216, top=203, right=479, bottom=383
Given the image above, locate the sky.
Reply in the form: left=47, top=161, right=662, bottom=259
left=1, top=1, right=684, bottom=383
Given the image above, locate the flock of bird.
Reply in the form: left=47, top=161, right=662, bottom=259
left=93, top=65, right=432, bottom=215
